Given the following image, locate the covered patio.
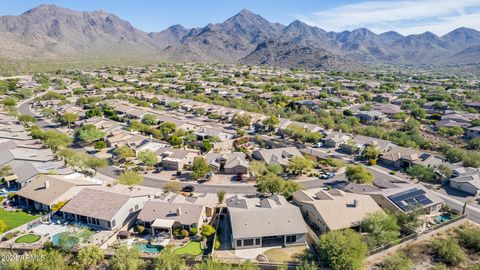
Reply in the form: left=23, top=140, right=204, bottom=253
left=151, top=218, right=174, bottom=239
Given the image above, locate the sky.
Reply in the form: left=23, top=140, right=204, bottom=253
left=0, top=0, right=479, bottom=35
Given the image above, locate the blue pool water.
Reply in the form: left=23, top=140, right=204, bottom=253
left=51, top=234, right=61, bottom=246
left=435, top=214, right=453, bottom=224
left=133, top=243, right=163, bottom=253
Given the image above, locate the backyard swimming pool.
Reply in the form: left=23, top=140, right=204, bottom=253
left=133, top=242, right=164, bottom=253
left=435, top=213, right=453, bottom=224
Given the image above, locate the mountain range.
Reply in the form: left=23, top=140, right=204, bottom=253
left=1, top=4, right=480, bottom=69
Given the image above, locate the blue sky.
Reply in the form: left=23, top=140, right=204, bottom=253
left=1, top=0, right=479, bottom=35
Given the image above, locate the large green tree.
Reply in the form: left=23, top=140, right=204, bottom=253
left=117, top=170, right=144, bottom=188
left=137, top=150, right=158, bottom=167
left=346, top=165, right=374, bottom=184
left=191, top=157, right=211, bottom=180
left=75, top=124, right=106, bottom=144
left=77, top=245, right=105, bottom=270
left=109, top=245, right=145, bottom=270
left=286, top=156, right=314, bottom=175
left=317, top=229, right=368, bottom=270
left=360, top=211, right=400, bottom=248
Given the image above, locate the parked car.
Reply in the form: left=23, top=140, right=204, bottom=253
left=319, top=172, right=336, bottom=179
left=182, top=185, right=195, bottom=192
left=313, top=142, right=323, bottom=148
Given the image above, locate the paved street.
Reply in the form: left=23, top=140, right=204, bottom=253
left=19, top=101, right=480, bottom=223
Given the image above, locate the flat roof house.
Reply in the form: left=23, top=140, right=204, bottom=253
left=226, top=194, right=307, bottom=250
left=292, top=188, right=383, bottom=233
left=60, top=186, right=153, bottom=230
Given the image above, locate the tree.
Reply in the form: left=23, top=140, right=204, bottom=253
left=286, top=156, right=314, bottom=175
left=85, top=157, right=108, bottom=175
left=217, top=191, right=225, bottom=204
left=77, top=245, right=104, bottom=270
left=317, top=229, right=368, bottom=270
left=361, top=145, right=381, bottom=161
left=137, top=150, right=158, bottom=167
left=379, top=253, right=413, bottom=270
left=114, top=145, right=135, bottom=161
left=431, top=238, right=465, bottom=266
left=153, top=246, right=186, bottom=270
left=109, top=245, right=145, bottom=270
left=0, top=220, right=7, bottom=234
left=406, top=164, right=436, bottom=183
left=41, top=107, right=56, bottom=118
left=12, top=249, right=66, bottom=270
left=58, top=113, right=79, bottom=127
left=201, top=224, right=216, bottom=238
left=75, top=124, right=106, bottom=144
left=85, top=107, right=102, bottom=118
left=262, top=115, right=280, bottom=131
left=200, top=140, right=213, bottom=153
left=346, top=165, right=374, bottom=184
left=0, top=165, right=12, bottom=179
left=194, top=259, right=232, bottom=270
left=142, top=114, right=158, bottom=125
left=169, top=135, right=183, bottom=146
left=457, top=227, right=480, bottom=252
left=438, top=126, right=464, bottom=137
left=267, top=163, right=283, bottom=174
left=56, top=148, right=77, bottom=167
left=163, top=182, right=181, bottom=194
left=360, top=211, right=400, bottom=248
left=296, top=260, right=318, bottom=270
left=282, top=180, right=303, bottom=199
left=191, top=157, right=211, bottom=180
left=94, top=140, right=107, bottom=150
left=41, top=130, right=73, bottom=151
left=233, top=113, right=251, bottom=127
left=249, top=161, right=267, bottom=177
left=17, top=114, right=37, bottom=125
left=256, top=173, right=284, bottom=195
left=437, top=164, right=452, bottom=179
left=468, top=137, right=480, bottom=150
left=117, top=170, right=144, bottom=188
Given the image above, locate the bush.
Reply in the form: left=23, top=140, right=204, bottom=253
left=189, top=227, right=198, bottom=236
left=428, top=264, right=447, bottom=270
left=214, top=239, right=220, bottom=250
left=457, top=227, right=480, bottom=252
left=180, top=230, right=189, bottom=238
left=368, top=159, right=377, bottom=166
left=317, top=229, right=368, bottom=270
left=2, top=232, right=14, bottom=241
left=431, top=238, right=465, bottom=266
left=379, top=253, right=413, bottom=270
left=135, top=225, right=145, bottom=235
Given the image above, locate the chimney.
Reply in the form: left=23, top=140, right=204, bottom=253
left=176, top=207, right=181, bottom=216
left=44, top=181, right=50, bottom=189
left=353, top=199, right=358, bottom=208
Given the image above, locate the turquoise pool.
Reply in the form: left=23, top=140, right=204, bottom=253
left=435, top=214, right=453, bottom=224
left=133, top=243, right=163, bottom=253
left=51, top=234, right=61, bottom=246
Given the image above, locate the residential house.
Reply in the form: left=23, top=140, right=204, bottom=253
left=194, top=127, right=234, bottom=141
left=61, top=186, right=155, bottom=230
left=465, top=126, right=480, bottom=139
left=156, top=147, right=199, bottom=171
left=15, top=174, right=101, bottom=212
left=226, top=195, right=307, bottom=250
left=449, top=168, right=480, bottom=196
left=292, top=188, right=383, bottom=233
left=355, top=110, right=388, bottom=123
left=205, top=152, right=249, bottom=174
left=252, top=147, right=303, bottom=166
left=321, top=131, right=351, bottom=148
left=136, top=201, right=206, bottom=238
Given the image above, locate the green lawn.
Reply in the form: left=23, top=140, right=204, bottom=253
left=0, top=209, right=40, bottom=231
left=15, top=234, right=41, bottom=243
left=174, top=241, right=203, bottom=256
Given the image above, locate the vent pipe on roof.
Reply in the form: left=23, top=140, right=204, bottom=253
left=44, top=181, right=50, bottom=189
left=353, top=199, right=358, bottom=208
left=176, top=207, right=181, bottom=216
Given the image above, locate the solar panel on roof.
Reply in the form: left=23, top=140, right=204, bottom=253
left=388, top=188, right=433, bottom=212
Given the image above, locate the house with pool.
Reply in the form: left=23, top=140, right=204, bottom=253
left=226, top=194, right=308, bottom=250
left=60, top=185, right=157, bottom=230
left=136, top=200, right=206, bottom=238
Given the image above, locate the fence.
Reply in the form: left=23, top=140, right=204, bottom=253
left=368, top=214, right=468, bottom=258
